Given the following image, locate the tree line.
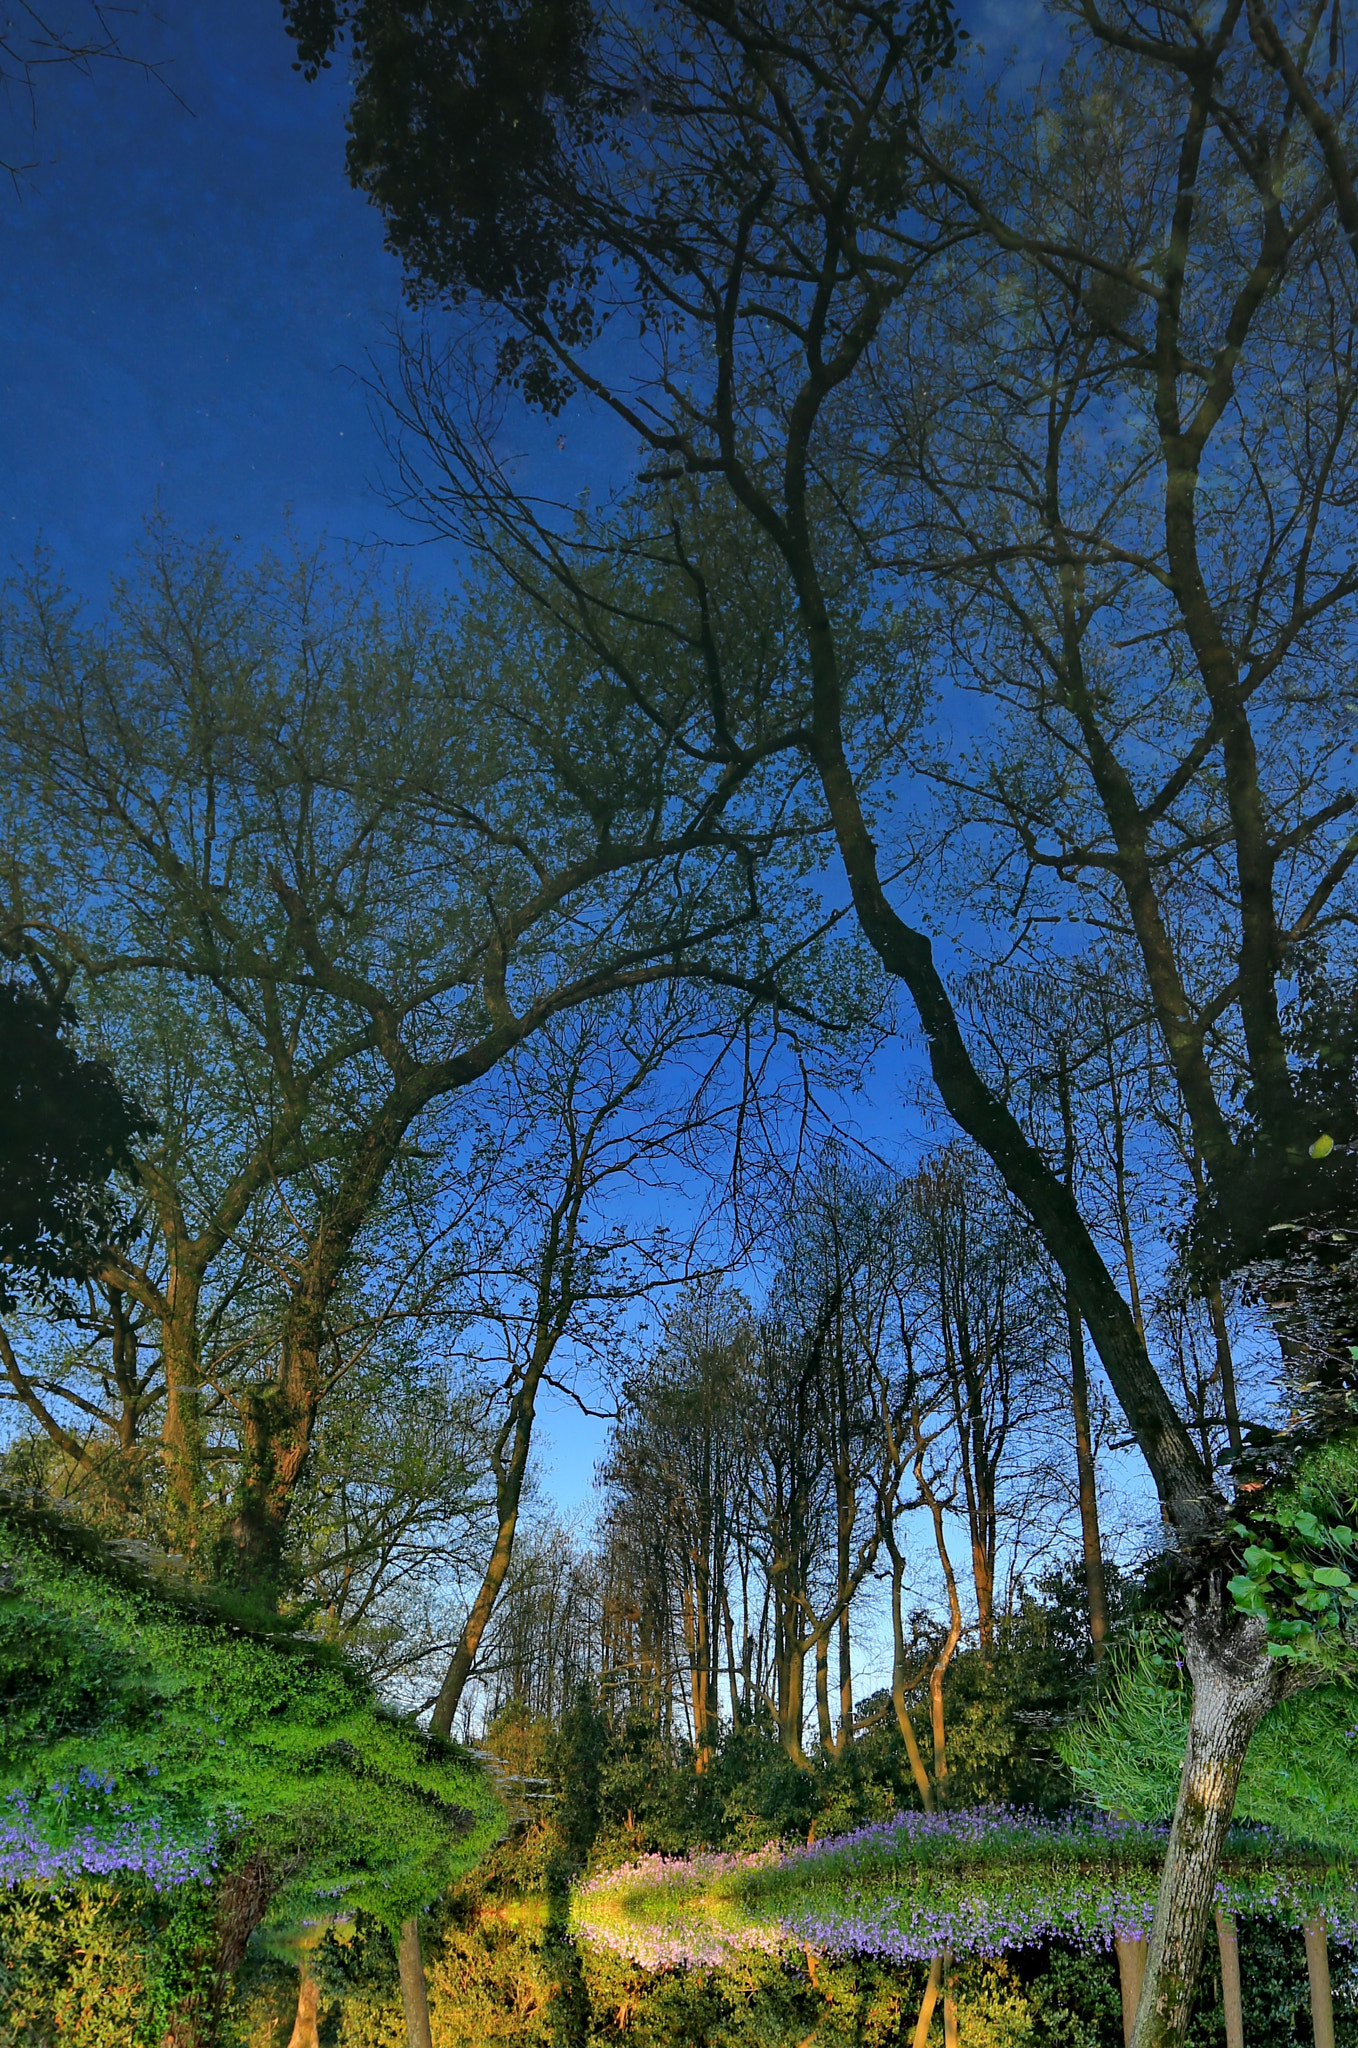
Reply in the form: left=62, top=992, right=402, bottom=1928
left=2, top=0, right=1357, bottom=2040
left=470, top=1121, right=1248, bottom=1799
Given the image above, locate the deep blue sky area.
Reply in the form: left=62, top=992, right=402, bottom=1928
left=1, top=1, right=415, bottom=590
left=0, top=0, right=1045, bottom=598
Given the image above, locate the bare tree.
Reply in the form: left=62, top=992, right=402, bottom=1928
left=902, top=1153, right=1058, bottom=1659
left=472, top=1513, right=602, bottom=1735
left=599, top=1282, right=752, bottom=1767
left=0, top=3, right=172, bottom=181
left=429, top=989, right=721, bottom=1737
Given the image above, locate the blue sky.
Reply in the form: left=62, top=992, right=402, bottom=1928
left=0, top=0, right=1048, bottom=593
left=0, top=1, right=415, bottom=587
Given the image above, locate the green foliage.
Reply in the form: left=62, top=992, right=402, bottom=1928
left=0, top=1495, right=502, bottom=1930
left=551, top=1684, right=609, bottom=1874
left=1063, top=1632, right=1358, bottom=1850
left=0, top=1876, right=217, bottom=2048
left=1229, top=1434, right=1358, bottom=1668
left=225, top=1776, right=1358, bottom=2045
left=868, top=1562, right=1143, bottom=1818
left=530, top=1568, right=1137, bottom=1882
left=1023, top=1944, right=1123, bottom=2048
left=0, top=980, right=154, bottom=1311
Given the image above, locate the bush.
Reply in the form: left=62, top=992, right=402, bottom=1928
left=0, top=1877, right=217, bottom=2048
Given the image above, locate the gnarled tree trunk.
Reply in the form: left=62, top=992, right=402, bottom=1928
left=1129, top=1605, right=1289, bottom=2048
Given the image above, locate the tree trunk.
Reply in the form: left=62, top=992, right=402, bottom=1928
left=837, top=1601, right=854, bottom=1751
left=814, top=1625, right=834, bottom=1751
left=160, top=1276, right=207, bottom=1554
left=1207, top=1281, right=1243, bottom=1458
left=916, top=1425, right=964, bottom=1796
left=969, top=1527, right=996, bottom=1662
left=1305, top=1917, right=1334, bottom=2048
left=1059, top=1046, right=1110, bottom=1659
left=1068, top=1294, right=1109, bottom=1658
left=691, top=1543, right=718, bottom=1768
left=889, top=1550, right=936, bottom=1811
left=397, top=1917, right=434, bottom=2048
left=1214, top=1910, right=1243, bottom=2048
left=942, top=1949, right=959, bottom=2048
left=1129, top=1607, right=1286, bottom=2048
left=724, top=1597, right=741, bottom=1728
left=777, top=1632, right=809, bottom=1769
left=285, top=1963, right=320, bottom=2048
left=1117, top=1937, right=1148, bottom=2048
left=912, top=1952, right=944, bottom=2048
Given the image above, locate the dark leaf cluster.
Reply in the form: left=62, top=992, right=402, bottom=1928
left=0, top=983, right=154, bottom=1313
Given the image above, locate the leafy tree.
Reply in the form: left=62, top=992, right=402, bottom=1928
left=0, top=536, right=854, bottom=1595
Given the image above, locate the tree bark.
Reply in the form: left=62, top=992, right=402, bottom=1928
left=1305, top=1917, right=1335, bottom=2048
left=777, top=1633, right=809, bottom=1769
left=1214, top=1910, right=1243, bottom=2048
left=814, top=1624, right=834, bottom=1752
left=915, top=1419, right=964, bottom=1796
left=1129, top=1608, right=1286, bottom=2048
left=912, top=1952, right=944, bottom=2048
left=1117, top=1937, right=1148, bottom=2048
left=1068, top=1295, right=1109, bottom=1658
left=943, top=1949, right=959, bottom=2048
left=285, top=1963, right=320, bottom=2048
left=1058, top=1051, right=1110, bottom=1658
left=837, top=1600, right=854, bottom=1752
left=1207, top=1281, right=1243, bottom=1458
left=397, top=1917, right=434, bottom=2048
left=159, top=1268, right=207, bottom=1554
left=889, top=1546, right=936, bottom=1812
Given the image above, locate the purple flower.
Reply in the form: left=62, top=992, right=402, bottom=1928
left=0, top=1791, right=215, bottom=1889
left=573, top=1806, right=1358, bottom=1972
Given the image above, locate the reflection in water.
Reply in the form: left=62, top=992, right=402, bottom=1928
left=573, top=1844, right=789, bottom=1970
left=254, top=1825, right=1345, bottom=2047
